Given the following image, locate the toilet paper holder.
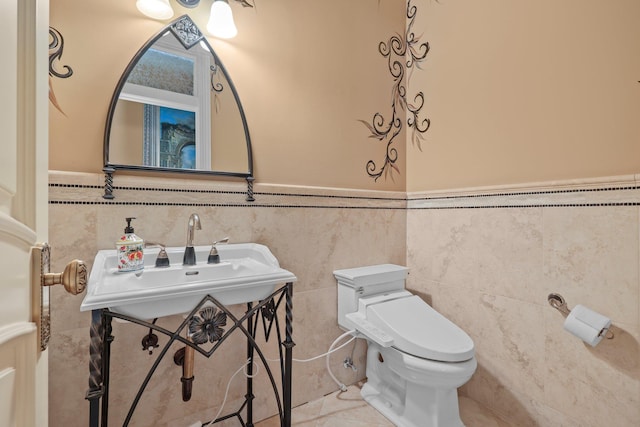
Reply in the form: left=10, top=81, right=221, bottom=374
left=548, top=293, right=571, bottom=316
left=547, top=293, right=614, bottom=339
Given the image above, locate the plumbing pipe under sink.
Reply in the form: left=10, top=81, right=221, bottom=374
left=174, top=335, right=195, bottom=401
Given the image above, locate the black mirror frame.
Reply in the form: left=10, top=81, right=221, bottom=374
left=102, top=15, right=254, bottom=201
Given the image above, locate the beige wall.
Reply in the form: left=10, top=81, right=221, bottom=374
left=48, top=1, right=640, bottom=426
left=210, top=73, right=249, bottom=173
left=48, top=0, right=640, bottom=194
left=407, top=0, right=640, bottom=191
left=49, top=0, right=406, bottom=191
left=403, top=4, right=640, bottom=423
left=407, top=178, right=640, bottom=426
left=110, top=100, right=143, bottom=165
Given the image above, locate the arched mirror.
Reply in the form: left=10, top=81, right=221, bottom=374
left=103, top=15, right=254, bottom=200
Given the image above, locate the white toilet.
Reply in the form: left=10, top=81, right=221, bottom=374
left=334, top=264, right=477, bottom=427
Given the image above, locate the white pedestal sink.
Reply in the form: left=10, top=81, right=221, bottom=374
left=80, top=243, right=297, bottom=318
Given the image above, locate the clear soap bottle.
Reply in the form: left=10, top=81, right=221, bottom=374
left=117, top=217, right=144, bottom=272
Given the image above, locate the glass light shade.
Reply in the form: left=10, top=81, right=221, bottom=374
left=207, top=0, right=238, bottom=39
left=136, top=0, right=174, bottom=20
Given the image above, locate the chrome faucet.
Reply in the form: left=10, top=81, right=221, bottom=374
left=183, top=213, right=201, bottom=265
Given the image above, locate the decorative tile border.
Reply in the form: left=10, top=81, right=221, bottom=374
left=48, top=171, right=407, bottom=210
left=408, top=175, right=640, bottom=209
left=50, top=171, right=640, bottom=210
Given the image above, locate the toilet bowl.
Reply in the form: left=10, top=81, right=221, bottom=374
left=334, top=264, right=477, bottom=427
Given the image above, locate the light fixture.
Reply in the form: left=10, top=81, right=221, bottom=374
left=176, top=0, right=201, bottom=7
left=137, top=0, right=243, bottom=39
left=207, top=0, right=238, bottom=39
left=136, top=0, right=174, bottom=20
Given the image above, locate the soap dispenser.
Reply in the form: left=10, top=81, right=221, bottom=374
left=117, top=217, right=144, bottom=272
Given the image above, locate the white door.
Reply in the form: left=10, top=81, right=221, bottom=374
left=0, top=0, right=50, bottom=426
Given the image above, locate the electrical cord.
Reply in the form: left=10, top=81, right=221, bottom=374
left=265, top=330, right=358, bottom=391
left=262, top=329, right=357, bottom=363
left=295, top=330, right=357, bottom=363
left=201, top=359, right=259, bottom=427
left=325, top=330, right=357, bottom=392
left=196, top=330, right=359, bottom=426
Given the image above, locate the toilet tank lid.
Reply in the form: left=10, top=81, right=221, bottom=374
left=333, top=264, right=408, bottom=287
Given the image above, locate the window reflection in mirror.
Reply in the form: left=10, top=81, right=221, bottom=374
left=158, top=107, right=196, bottom=169
left=110, top=102, right=199, bottom=169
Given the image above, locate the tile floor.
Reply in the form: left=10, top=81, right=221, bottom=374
left=256, top=382, right=511, bottom=427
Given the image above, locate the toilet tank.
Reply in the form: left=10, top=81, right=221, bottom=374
left=334, top=264, right=409, bottom=330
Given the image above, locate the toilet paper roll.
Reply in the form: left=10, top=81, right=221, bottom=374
left=563, top=304, right=611, bottom=347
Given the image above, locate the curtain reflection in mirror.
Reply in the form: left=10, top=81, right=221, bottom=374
left=128, top=48, right=194, bottom=95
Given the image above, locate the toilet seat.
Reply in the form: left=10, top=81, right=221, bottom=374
left=366, top=295, right=474, bottom=362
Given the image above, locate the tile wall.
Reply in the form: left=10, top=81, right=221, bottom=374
left=48, top=171, right=640, bottom=427
left=407, top=176, right=640, bottom=427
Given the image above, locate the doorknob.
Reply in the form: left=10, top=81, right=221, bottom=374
left=31, top=243, right=86, bottom=351
left=43, top=259, right=87, bottom=295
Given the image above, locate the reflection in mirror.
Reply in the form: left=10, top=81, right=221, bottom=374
left=104, top=15, right=254, bottom=200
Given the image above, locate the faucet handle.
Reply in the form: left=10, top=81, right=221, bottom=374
left=208, top=237, right=229, bottom=264
left=146, top=242, right=170, bottom=268
left=212, top=237, right=229, bottom=246
left=155, top=247, right=170, bottom=267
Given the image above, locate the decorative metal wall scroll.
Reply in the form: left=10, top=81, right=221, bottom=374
left=210, top=64, right=225, bottom=113
left=361, top=0, right=431, bottom=181
left=49, top=27, right=73, bottom=115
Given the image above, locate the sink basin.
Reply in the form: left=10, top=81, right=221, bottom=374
left=80, top=243, right=297, bottom=319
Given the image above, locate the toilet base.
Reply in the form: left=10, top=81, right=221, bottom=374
left=362, top=343, right=468, bottom=427
left=361, top=382, right=466, bottom=427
